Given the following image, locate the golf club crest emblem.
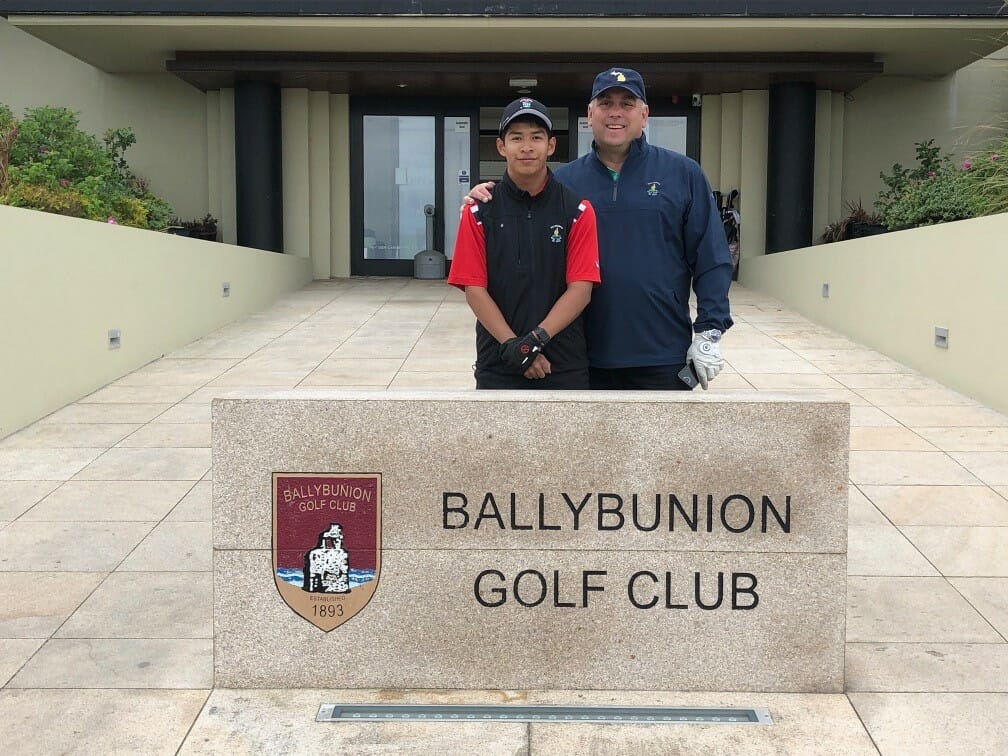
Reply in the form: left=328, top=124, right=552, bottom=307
left=272, top=473, right=381, bottom=631
left=549, top=224, right=564, bottom=243
left=647, top=181, right=661, bottom=197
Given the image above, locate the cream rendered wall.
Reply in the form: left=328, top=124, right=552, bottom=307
left=700, top=94, right=723, bottom=191
left=282, top=88, right=311, bottom=259
left=330, top=94, right=352, bottom=278
left=843, top=50, right=1008, bottom=210
left=740, top=90, right=769, bottom=259
left=309, top=91, right=333, bottom=280
left=0, top=205, right=313, bottom=438
left=0, top=18, right=209, bottom=220
left=739, top=214, right=1008, bottom=415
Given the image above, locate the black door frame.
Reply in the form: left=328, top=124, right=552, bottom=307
left=349, top=98, right=480, bottom=277
left=349, top=97, right=701, bottom=277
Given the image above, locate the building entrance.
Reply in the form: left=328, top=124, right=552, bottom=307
left=350, top=97, right=698, bottom=277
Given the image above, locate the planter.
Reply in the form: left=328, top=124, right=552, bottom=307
left=849, top=222, right=889, bottom=239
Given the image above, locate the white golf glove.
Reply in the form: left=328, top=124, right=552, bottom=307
left=686, top=329, right=723, bottom=390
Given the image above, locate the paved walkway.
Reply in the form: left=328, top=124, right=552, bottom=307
left=0, top=278, right=1006, bottom=755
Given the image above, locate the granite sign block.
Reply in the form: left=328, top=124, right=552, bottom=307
left=213, top=391, right=848, bottom=691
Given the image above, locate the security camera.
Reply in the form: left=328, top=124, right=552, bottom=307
left=691, top=93, right=703, bottom=108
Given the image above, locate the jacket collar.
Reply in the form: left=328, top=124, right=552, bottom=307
left=591, top=133, right=649, bottom=172
left=499, top=168, right=553, bottom=202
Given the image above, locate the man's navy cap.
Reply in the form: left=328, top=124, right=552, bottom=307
left=499, top=97, right=553, bottom=136
left=591, top=68, right=647, bottom=103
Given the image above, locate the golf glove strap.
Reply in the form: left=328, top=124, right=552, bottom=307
left=686, top=329, right=723, bottom=390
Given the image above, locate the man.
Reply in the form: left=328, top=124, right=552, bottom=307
left=466, top=68, right=733, bottom=390
left=448, top=97, right=601, bottom=389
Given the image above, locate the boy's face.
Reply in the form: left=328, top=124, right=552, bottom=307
left=496, top=120, right=556, bottom=180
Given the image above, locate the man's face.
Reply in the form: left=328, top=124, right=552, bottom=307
left=587, top=88, right=649, bottom=150
left=496, top=120, right=556, bottom=178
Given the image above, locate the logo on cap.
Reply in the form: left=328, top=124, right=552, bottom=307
left=611, top=70, right=627, bottom=82
left=520, top=98, right=533, bottom=108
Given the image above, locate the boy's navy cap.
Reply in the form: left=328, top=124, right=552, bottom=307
left=499, top=97, right=553, bottom=136
left=591, top=68, right=647, bottom=103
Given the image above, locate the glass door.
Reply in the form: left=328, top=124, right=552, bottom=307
left=351, top=100, right=477, bottom=276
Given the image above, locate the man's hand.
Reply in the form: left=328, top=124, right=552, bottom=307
left=460, top=181, right=496, bottom=213
left=686, top=330, right=724, bottom=390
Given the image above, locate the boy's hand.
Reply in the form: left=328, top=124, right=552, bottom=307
left=523, top=353, right=552, bottom=380
left=499, top=333, right=542, bottom=372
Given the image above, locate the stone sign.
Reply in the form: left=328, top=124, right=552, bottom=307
left=213, top=391, right=848, bottom=691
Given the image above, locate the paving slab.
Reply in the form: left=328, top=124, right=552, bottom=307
left=901, top=527, right=1008, bottom=577
left=0, top=481, right=60, bottom=520
left=0, top=638, right=44, bottom=686
left=7, top=638, right=212, bottom=688
left=167, top=481, right=211, bottom=521
left=0, top=521, right=155, bottom=572
left=119, top=521, right=212, bottom=572
left=849, top=692, right=1008, bottom=756
left=72, top=447, right=211, bottom=481
left=0, top=689, right=209, bottom=756
left=19, top=480, right=193, bottom=521
left=527, top=691, right=876, bottom=756
left=180, top=689, right=528, bottom=755
left=847, top=525, right=938, bottom=576
left=0, top=448, right=105, bottom=481
left=861, top=485, right=1008, bottom=527
left=55, top=572, right=212, bottom=639
left=948, top=578, right=1008, bottom=638
left=846, top=642, right=1008, bottom=692
left=847, top=577, right=1002, bottom=643
left=0, top=572, right=104, bottom=638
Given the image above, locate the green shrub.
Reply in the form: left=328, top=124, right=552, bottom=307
left=0, top=103, right=173, bottom=230
left=876, top=138, right=984, bottom=229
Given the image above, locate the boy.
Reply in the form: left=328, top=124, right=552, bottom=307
left=448, top=97, right=600, bottom=389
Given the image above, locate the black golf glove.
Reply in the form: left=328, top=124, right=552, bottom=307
left=498, top=328, right=550, bottom=373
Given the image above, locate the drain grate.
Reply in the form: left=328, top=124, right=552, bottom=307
left=317, top=704, right=772, bottom=725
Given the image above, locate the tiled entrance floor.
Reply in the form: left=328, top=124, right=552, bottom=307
left=1, top=279, right=1005, bottom=754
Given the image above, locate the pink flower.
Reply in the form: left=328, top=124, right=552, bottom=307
left=38, top=145, right=47, bottom=153
left=927, top=171, right=936, bottom=178
left=992, top=154, right=999, bottom=162
left=59, top=178, right=69, bottom=187
left=107, top=217, right=118, bottom=224
left=962, top=159, right=972, bottom=170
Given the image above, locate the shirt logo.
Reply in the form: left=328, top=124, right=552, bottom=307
left=646, top=181, right=661, bottom=197
left=610, top=70, right=627, bottom=82
left=549, top=225, right=564, bottom=244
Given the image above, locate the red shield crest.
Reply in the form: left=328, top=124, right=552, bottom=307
left=272, top=473, right=382, bottom=631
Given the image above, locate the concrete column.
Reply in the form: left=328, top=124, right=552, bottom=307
left=766, top=82, right=816, bottom=253
left=309, top=92, right=332, bottom=280
left=219, top=89, right=237, bottom=245
left=206, top=90, right=222, bottom=235
left=235, top=80, right=283, bottom=252
left=740, top=89, right=769, bottom=259
left=282, top=88, right=310, bottom=258
left=330, top=94, right=351, bottom=278
left=719, top=92, right=742, bottom=195
left=699, top=94, right=722, bottom=191
left=829, top=92, right=845, bottom=222
left=813, top=90, right=833, bottom=244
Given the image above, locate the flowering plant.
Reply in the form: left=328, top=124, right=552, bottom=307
left=0, top=103, right=173, bottom=230
left=876, top=139, right=983, bottom=229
